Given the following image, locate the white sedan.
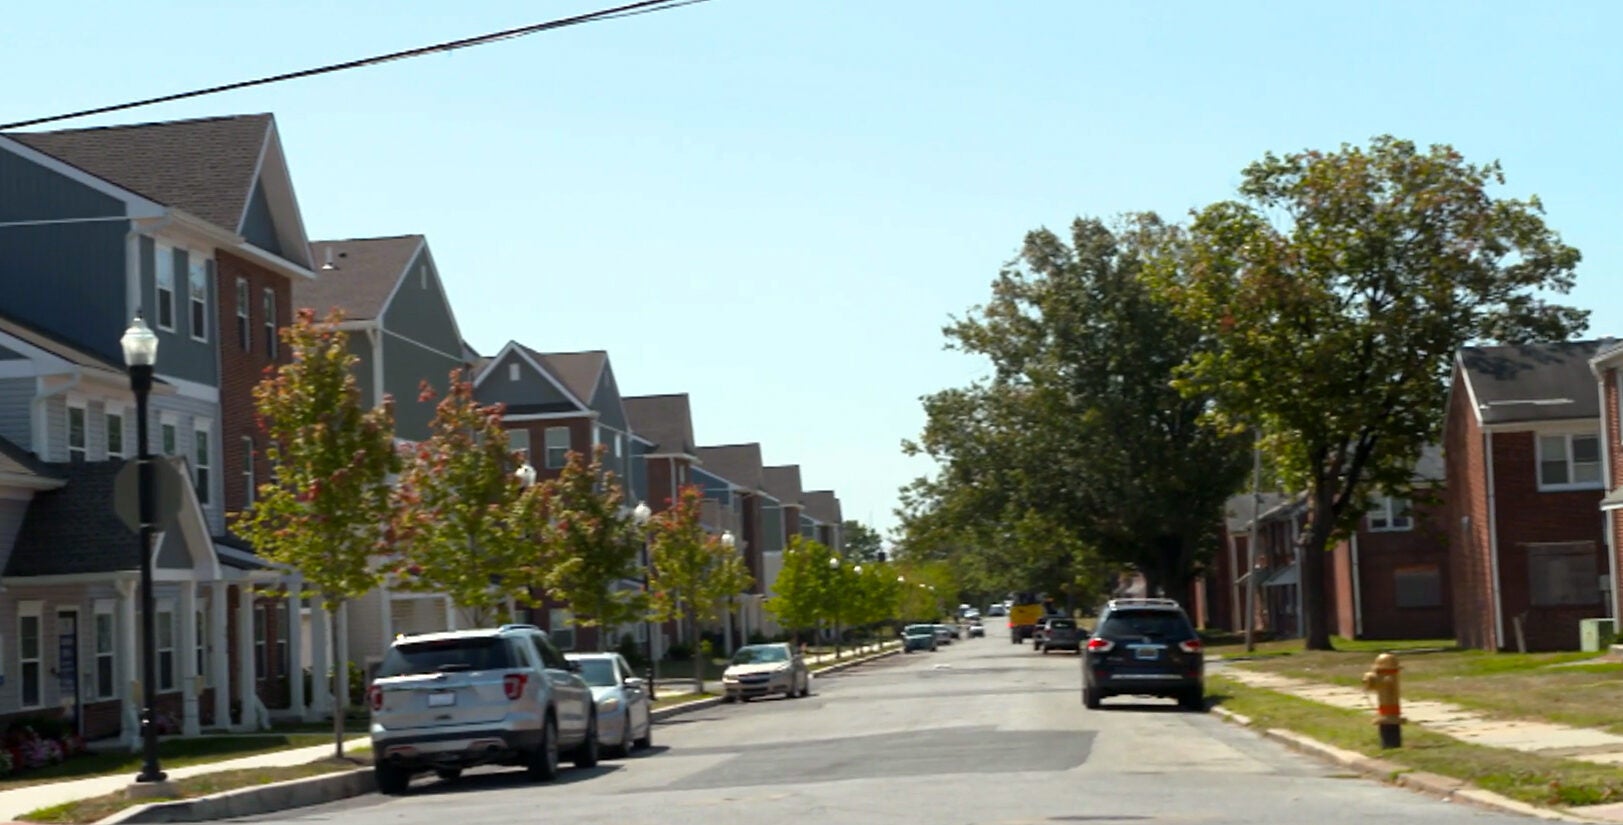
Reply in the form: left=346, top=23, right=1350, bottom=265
left=565, top=652, right=654, bottom=756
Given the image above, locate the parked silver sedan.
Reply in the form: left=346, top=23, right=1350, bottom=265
left=565, top=652, right=653, bottom=756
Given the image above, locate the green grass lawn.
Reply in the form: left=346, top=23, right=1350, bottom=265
left=20, top=756, right=368, bottom=824
left=1208, top=674, right=1623, bottom=808
left=0, top=734, right=333, bottom=792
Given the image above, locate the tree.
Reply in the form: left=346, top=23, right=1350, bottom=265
left=647, top=485, right=754, bottom=686
left=841, top=520, right=884, bottom=562
left=233, top=308, right=399, bottom=759
left=390, top=370, right=545, bottom=626
left=541, top=445, right=648, bottom=649
left=764, top=535, right=829, bottom=644
left=1157, top=136, right=1588, bottom=649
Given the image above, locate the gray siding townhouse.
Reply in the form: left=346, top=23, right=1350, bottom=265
left=697, top=444, right=776, bottom=636
left=802, top=490, right=844, bottom=553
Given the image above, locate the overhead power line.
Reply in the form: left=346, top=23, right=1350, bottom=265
left=0, top=0, right=712, bottom=131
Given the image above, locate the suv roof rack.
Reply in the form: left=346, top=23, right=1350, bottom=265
left=1106, top=598, right=1182, bottom=609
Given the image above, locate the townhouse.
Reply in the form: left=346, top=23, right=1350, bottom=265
left=696, top=444, right=776, bottom=637
left=1327, top=447, right=1452, bottom=641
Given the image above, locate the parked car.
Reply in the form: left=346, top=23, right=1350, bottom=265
left=967, top=620, right=985, bottom=638
left=986, top=604, right=1007, bottom=617
left=932, top=624, right=955, bottom=645
left=722, top=643, right=810, bottom=701
left=368, top=625, right=597, bottom=794
left=902, top=624, right=939, bottom=652
left=1037, top=617, right=1081, bottom=653
left=565, top=652, right=653, bottom=756
left=1081, top=598, right=1205, bottom=711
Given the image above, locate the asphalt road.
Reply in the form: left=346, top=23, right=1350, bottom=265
left=239, top=624, right=1539, bottom=825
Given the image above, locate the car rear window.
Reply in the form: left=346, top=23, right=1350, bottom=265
left=1048, top=619, right=1076, bottom=630
left=377, top=637, right=518, bottom=677
left=1096, top=610, right=1193, bottom=642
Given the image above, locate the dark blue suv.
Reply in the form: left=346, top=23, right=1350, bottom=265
left=1081, top=598, right=1204, bottom=711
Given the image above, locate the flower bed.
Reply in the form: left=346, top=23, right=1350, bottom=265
left=2, top=717, right=89, bottom=777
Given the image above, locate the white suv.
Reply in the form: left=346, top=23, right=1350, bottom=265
left=368, top=625, right=597, bottom=794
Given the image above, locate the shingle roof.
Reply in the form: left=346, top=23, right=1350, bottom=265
left=526, top=349, right=605, bottom=406
left=1459, top=339, right=1612, bottom=426
left=299, top=236, right=423, bottom=320
left=696, top=444, right=764, bottom=491
left=624, top=394, right=696, bottom=455
left=762, top=465, right=804, bottom=508
left=802, top=490, right=841, bottom=524
left=1224, top=492, right=1290, bottom=532
left=0, top=310, right=144, bottom=377
left=9, top=114, right=271, bottom=231
left=7, top=461, right=130, bottom=576
left=0, top=435, right=62, bottom=484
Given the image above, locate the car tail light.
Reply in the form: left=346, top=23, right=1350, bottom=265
left=1086, top=638, right=1114, bottom=653
left=1178, top=639, right=1203, bottom=654
left=368, top=685, right=384, bottom=711
left=503, top=673, right=528, bottom=700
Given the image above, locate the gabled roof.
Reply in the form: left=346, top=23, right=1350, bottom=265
left=1458, top=339, right=1612, bottom=426
left=526, top=349, right=606, bottom=406
left=0, top=435, right=64, bottom=491
left=762, top=465, right=804, bottom=508
left=624, top=394, right=696, bottom=456
left=1223, top=492, right=1292, bottom=532
left=696, top=443, right=765, bottom=491
left=0, top=311, right=131, bottom=376
left=6, top=461, right=129, bottom=576
left=802, top=490, right=841, bottom=524
left=300, top=236, right=425, bottom=320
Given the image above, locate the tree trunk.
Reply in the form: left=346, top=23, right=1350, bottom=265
left=330, top=606, right=346, bottom=760
left=1300, top=484, right=1337, bottom=651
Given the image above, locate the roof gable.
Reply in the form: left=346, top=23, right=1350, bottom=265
left=802, top=490, right=841, bottom=523
left=0, top=435, right=64, bottom=490
left=762, top=465, right=804, bottom=507
left=696, top=443, right=764, bottom=490
left=1458, top=339, right=1611, bottom=426
left=530, top=350, right=606, bottom=407
left=625, top=394, right=697, bottom=456
left=300, top=236, right=424, bottom=320
left=473, top=341, right=588, bottom=413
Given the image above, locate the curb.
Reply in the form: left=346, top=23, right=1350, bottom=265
left=1208, top=706, right=1605, bottom=823
left=809, top=646, right=902, bottom=677
left=95, top=767, right=374, bottom=825
left=651, top=695, right=726, bottom=721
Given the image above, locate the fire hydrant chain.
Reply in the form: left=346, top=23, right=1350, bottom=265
left=1360, top=652, right=1405, bottom=749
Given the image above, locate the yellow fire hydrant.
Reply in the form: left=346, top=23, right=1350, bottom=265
left=1361, top=652, right=1405, bottom=748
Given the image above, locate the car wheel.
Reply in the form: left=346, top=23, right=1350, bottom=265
left=433, top=767, right=462, bottom=782
left=375, top=761, right=411, bottom=796
left=1179, top=687, right=1206, bottom=712
left=527, top=715, right=560, bottom=782
left=1083, top=687, right=1102, bottom=710
left=634, top=716, right=653, bottom=751
left=574, top=712, right=600, bottom=768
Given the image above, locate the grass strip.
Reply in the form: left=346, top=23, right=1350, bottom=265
left=19, top=757, right=369, bottom=824
left=1208, top=674, right=1623, bottom=808
left=0, top=734, right=337, bottom=792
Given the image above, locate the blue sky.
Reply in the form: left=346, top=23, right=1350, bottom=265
left=5, top=2, right=1619, bottom=541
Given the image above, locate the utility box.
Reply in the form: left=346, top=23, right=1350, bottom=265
left=1579, top=618, right=1615, bottom=653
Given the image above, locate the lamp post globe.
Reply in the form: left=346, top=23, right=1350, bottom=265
left=121, top=314, right=165, bottom=785
left=720, top=530, right=735, bottom=548
left=514, top=462, right=537, bottom=488
left=633, top=501, right=652, bottom=525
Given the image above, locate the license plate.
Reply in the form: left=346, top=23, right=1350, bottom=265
left=1134, top=647, right=1160, bottom=661
left=427, top=692, right=456, bottom=707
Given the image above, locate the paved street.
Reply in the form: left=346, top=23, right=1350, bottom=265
left=239, top=626, right=1539, bottom=825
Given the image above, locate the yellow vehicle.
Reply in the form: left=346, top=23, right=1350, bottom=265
left=1007, top=593, right=1046, bottom=643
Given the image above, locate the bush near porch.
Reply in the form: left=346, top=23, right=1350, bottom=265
left=1, top=717, right=90, bottom=777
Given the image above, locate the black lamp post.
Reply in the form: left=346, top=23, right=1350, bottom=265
left=632, top=501, right=655, bottom=694
left=120, top=314, right=165, bottom=785
left=720, top=530, right=736, bottom=654
left=827, top=556, right=841, bottom=659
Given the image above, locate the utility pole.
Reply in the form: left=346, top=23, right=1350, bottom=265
left=1244, top=429, right=1262, bottom=653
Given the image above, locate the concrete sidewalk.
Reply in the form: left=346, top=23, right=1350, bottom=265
left=0, top=736, right=369, bottom=822
left=1219, top=666, right=1623, bottom=822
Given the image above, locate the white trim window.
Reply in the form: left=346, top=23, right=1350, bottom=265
left=509, top=362, right=521, bottom=382
left=236, top=278, right=251, bottom=352
left=18, top=601, right=44, bottom=708
left=254, top=606, right=267, bottom=679
left=276, top=603, right=290, bottom=677
left=156, top=604, right=176, bottom=692
left=160, top=416, right=178, bottom=456
left=106, top=408, right=126, bottom=459
left=544, top=427, right=571, bottom=469
left=1366, top=496, right=1413, bottom=532
left=1538, top=433, right=1602, bottom=490
left=67, top=400, right=87, bottom=461
left=263, top=288, right=278, bottom=358
left=94, top=600, right=117, bottom=700
left=242, top=436, right=255, bottom=506
left=194, top=421, right=212, bottom=505
left=155, top=243, right=176, bottom=331
left=508, top=429, right=531, bottom=463
left=187, top=255, right=209, bottom=343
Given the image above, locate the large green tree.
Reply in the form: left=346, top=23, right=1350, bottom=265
left=1157, top=136, right=1588, bottom=649
left=840, top=520, right=885, bottom=562
left=541, top=445, right=648, bottom=649
left=763, top=535, right=829, bottom=644
left=391, top=370, right=545, bottom=625
left=647, top=485, right=754, bottom=686
left=233, top=308, right=399, bottom=759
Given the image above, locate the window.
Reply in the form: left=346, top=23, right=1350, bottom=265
left=254, top=606, right=267, bottom=679
left=1527, top=542, right=1600, bottom=607
left=509, top=362, right=520, bottom=382
left=106, top=409, right=125, bottom=458
left=194, top=424, right=211, bottom=505
left=160, top=421, right=177, bottom=456
left=188, top=256, right=208, bottom=342
left=276, top=603, right=290, bottom=677
left=544, top=427, right=570, bottom=469
left=94, top=601, right=116, bottom=700
left=263, top=289, right=277, bottom=358
left=236, top=278, right=251, bottom=352
left=19, top=602, right=43, bottom=708
left=155, top=244, right=176, bottom=331
left=1538, top=433, right=1603, bottom=489
left=156, top=606, right=176, bottom=691
left=614, top=433, right=623, bottom=458
left=549, top=608, right=576, bottom=650
left=1393, top=565, right=1442, bottom=608
left=508, top=429, right=531, bottom=462
left=242, top=436, right=256, bottom=505
left=196, top=605, right=208, bottom=685
left=1367, top=496, right=1412, bottom=532
left=67, top=402, right=87, bottom=461
left=419, top=264, right=428, bottom=290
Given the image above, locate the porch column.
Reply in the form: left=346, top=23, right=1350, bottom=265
left=308, top=603, right=332, bottom=719
left=235, top=584, right=255, bottom=730
left=210, top=581, right=230, bottom=729
left=115, top=579, right=139, bottom=751
left=179, top=583, right=200, bottom=736
left=286, top=576, right=305, bottom=718
left=334, top=602, right=351, bottom=719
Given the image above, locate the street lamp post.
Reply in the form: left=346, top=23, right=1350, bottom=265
left=120, top=315, right=165, bottom=787
left=632, top=502, right=655, bottom=694
left=852, top=564, right=863, bottom=652
left=514, top=461, right=537, bottom=626
left=827, top=556, right=841, bottom=660
left=720, top=530, right=736, bottom=655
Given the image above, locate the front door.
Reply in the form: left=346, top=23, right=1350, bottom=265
left=56, top=609, right=81, bottom=736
